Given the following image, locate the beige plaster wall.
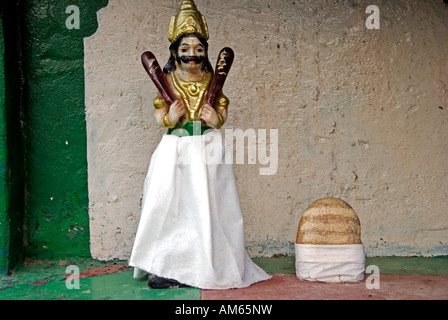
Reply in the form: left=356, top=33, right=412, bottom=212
left=85, top=0, right=448, bottom=260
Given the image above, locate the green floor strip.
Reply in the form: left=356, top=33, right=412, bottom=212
left=1, top=256, right=446, bottom=300
left=365, top=256, right=448, bottom=275
left=252, top=256, right=448, bottom=275
left=0, top=259, right=199, bottom=300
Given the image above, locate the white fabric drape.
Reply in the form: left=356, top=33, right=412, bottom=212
left=295, top=244, right=365, bottom=283
left=129, top=130, right=271, bottom=289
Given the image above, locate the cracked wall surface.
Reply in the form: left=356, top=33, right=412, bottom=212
left=85, top=0, right=448, bottom=260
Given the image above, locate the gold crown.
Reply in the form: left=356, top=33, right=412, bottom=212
left=168, top=0, right=209, bottom=43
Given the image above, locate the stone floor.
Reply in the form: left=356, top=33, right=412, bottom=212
left=0, top=256, right=447, bottom=301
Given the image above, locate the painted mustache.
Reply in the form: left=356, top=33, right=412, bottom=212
left=180, top=55, right=204, bottom=64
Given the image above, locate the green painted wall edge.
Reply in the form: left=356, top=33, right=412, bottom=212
left=19, top=0, right=108, bottom=260
left=0, top=4, right=9, bottom=276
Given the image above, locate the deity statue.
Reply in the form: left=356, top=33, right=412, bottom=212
left=129, top=0, right=271, bottom=289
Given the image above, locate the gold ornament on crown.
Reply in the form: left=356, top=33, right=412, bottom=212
left=168, top=0, right=209, bottom=43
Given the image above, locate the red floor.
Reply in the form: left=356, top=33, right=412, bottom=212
left=201, top=273, right=448, bottom=300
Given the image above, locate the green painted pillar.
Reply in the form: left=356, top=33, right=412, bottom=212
left=20, top=0, right=108, bottom=259
left=0, top=4, right=10, bottom=276
left=1, top=0, right=26, bottom=274
left=0, top=0, right=109, bottom=271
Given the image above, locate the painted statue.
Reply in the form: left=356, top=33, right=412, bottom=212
left=129, top=0, right=271, bottom=289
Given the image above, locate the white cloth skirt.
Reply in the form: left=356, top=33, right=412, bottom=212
left=129, top=130, right=271, bottom=289
left=295, top=244, right=365, bottom=283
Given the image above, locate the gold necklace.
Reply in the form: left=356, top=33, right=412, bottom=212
left=172, top=70, right=211, bottom=121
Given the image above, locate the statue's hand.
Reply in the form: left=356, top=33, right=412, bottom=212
left=168, top=100, right=186, bottom=125
left=200, top=104, right=219, bottom=128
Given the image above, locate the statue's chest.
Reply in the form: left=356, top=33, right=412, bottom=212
left=172, top=72, right=212, bottom=121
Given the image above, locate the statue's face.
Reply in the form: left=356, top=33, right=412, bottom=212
left=177, top=35, right=206, bottom=73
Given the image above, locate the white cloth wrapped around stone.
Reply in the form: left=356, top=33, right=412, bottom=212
left=129, top=130, right=271, bottom=289
left=295, top=244, right=365, bottom=282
